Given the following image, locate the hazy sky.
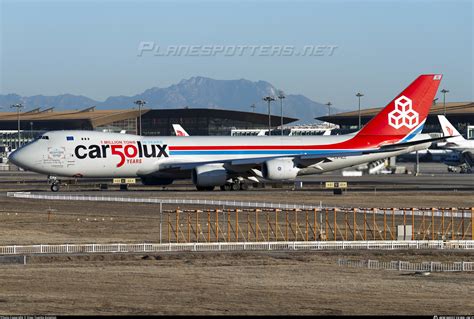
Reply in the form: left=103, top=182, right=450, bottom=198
left=1, top=0, right=472, bottom=110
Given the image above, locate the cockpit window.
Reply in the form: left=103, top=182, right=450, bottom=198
left=41, top=136, right=49, bottom=140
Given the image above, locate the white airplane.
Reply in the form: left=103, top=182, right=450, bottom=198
left=172, top=124, right=189, bottom=136
left=437, top=115, right=474, bottom=170
left=9, top=74, right=445, bottom=192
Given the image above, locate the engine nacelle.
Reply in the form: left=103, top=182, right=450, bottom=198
left=262, top=158, right=299, bottom=180
left=192, top=164, right=228, bottom=187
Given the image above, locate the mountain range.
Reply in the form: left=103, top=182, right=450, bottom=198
left=0, top=77, right=340, bottom=123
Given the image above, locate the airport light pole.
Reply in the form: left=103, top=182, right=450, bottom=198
left=441, top=89, right=449, bottom=116
left=10, top=103, right=24, bottom=148
left=277, top=91, right=286, bottom=136
left=134, top=100, right=146, bottom=136
left=356, top=93, right=364, bottom=130
left=263, top=96, right=275, bottom=136
left=326, top=102, right=332, bottom=116
left=250, top=103, right=256, bottom=113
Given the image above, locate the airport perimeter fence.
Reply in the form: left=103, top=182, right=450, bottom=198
left=6, top=192, right=320, bottom=210
left=6, top=192, right=474, bottom=218
left=337, top=259, right=474, bottom=272
left=6, top=192, right=474, bottom=242
left=0, top=240, right=473, bottom=256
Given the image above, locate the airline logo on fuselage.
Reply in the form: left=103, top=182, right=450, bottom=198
left=74, top=141, right=168, bottom=167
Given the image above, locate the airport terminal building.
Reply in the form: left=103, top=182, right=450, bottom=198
left=1, top=101, right=472, bottom=151
left=0, top=107, right=297, bottom=149
left=318, top=102, right=474, bottom=138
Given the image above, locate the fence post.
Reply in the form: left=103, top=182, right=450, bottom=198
left=228, top=209, right=231, bottom=243
left=373, top=208, right=376, bottom=240
left=236, top=209, right=239, bottom=242
left=176, top=209, right=180, bottom=244
left=471, top=207, right=473, bottom=241
left=275, top=209, right=279, bottom=241
left=363, top=209, right=367, bottom=240
left=451, top=208, right=455, bottom=240
left=353, top=208, right=357, bottom=241
left=313, top=208, right=317, bottom=241
left=432, top=208, right=435, bottom=240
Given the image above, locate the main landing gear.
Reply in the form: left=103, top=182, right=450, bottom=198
left=220, top=179, right=249, bottom=191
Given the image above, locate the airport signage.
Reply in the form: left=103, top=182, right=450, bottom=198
left=113, top=178, right=136, bottom=184
left=325, top=182, right=347, bottom=189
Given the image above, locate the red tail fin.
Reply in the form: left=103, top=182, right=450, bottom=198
left=357, top=74, right=442, bottom=137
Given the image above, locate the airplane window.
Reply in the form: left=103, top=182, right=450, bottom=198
left=41, top=136, right=49, bottom=140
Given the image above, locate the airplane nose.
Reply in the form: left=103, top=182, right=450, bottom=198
left=8, top=148, right=26, bottom=168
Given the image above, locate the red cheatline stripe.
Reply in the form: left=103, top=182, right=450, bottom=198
left=168, top=135, right=404, bottom=151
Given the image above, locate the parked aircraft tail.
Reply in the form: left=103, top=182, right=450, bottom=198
left=437, top=115, right=464, bottom=143
left=172, top=124, right=190, bottom=136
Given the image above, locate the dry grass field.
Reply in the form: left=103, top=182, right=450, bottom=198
left=0, top=170, right=472, bottom=315
left=0, top=251, right=473, bottom=315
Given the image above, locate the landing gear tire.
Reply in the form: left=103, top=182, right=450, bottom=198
left=221, top=180, right=247, bottom=191
left=196, top=185, right=215, bottom=191
left=231, top=182, right=240, bottom=191
left=51, top=183, right=60, bottom=192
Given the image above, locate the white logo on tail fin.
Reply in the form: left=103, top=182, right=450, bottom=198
left=388, top=95, right=419, bottom=129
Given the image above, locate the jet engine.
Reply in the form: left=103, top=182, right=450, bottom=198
left=262, top=158, right=299, bottom=180
left=192, top=164, right=228, bottom=188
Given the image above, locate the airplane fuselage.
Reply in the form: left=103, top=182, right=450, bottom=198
left=10, top=130, right=429, bottom=179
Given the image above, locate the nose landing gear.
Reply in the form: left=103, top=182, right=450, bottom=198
left=48, top=176, right=61, bottom=192
left=51, top=182, right=60, bottom=192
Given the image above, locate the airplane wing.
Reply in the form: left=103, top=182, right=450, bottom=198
left=367, top=136, right=452, bottom=153
left=154, top=149, right=367, bottom=171
left=149, top=135, right=446, bottom=174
